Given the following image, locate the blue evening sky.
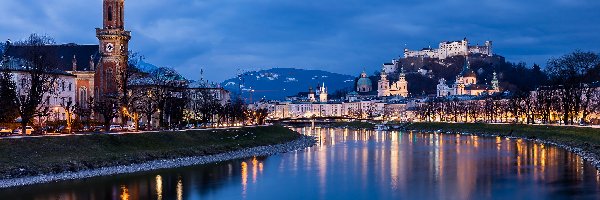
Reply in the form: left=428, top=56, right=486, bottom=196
left=1, top=0, right=599, bottom=81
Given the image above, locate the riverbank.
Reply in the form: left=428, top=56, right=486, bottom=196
left=405, top=122, right=600, bottom=169
left=0, top=125, right=314, bottom=188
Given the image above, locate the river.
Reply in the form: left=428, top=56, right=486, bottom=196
left=1, top=127, right=599, bottom=199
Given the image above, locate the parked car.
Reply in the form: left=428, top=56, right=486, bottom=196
left=123, top=125, right=136, bottom=131
left=32, top=128, right=46, bottom=135
left=138, top=124, right=148, bottom=131
left=78, top=126, right=94, bottom=132
left=185, top=124, right=196, bottom=129
left=109, top=125, right=123, bottom=132
left=13, top=126, right=34, bottom=135
left=41, top=126, right=57, bottom=134
left=0, top=127, right=12, bottom=136
left=54, top=126, right=71, bottom=134
left=93, top=126, right=105, bottom=132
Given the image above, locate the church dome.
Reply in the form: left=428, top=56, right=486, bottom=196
left=356, top=71, right=373, bottom=92
left=357, top=77, right=373, bottom=87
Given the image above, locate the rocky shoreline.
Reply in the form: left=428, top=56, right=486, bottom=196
left=405, top=128, right=600, bottom=170
left=0, top=135, right=317, bottom=189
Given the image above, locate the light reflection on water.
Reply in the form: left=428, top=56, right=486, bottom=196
left=1, top=127, right=600, bottom=200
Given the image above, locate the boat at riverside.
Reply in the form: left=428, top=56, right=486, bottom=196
left=1, top=127, right=599, bottom=199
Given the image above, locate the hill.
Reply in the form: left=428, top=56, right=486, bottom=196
left=384, top=54, right=548, bottom=94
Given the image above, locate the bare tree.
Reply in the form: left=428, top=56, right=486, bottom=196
left=546, top=51, right=600, bottom=125
left=10, top=34, right=60, bottom=133
left=60, top=99, right=76, bottom=134
left=92, top=97, right=119, bottom=132
left=73, top=97, right=94, bottom=130
left=0, top=64, right=19, bottom=122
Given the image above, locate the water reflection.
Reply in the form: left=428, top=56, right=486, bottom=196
left=1, top=127, right=599, bottom=199
left=176, top=176, right=183, bottom=200
left=120, top=185, right=129, bottom=200
left=156, top=175, right=162, bottom=200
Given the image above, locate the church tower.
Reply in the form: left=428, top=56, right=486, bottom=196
left=95, top=0, right=131, bottom=100
left=308, top=87, right=316, bottom=102
left=319, top=83, right=328, bottom=103
left=377, top=69, right=390, bottom=97
left=397, top=68, right=408, bottom=97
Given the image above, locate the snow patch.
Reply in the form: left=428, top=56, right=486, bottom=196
left=285, top=77, right=298, bottom=82
left=225, top=82, right=237, bottom=87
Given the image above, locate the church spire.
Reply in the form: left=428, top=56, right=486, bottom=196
left=461, top=54, right=471, bottom=76
left=492, top=71, right=499, bottom=91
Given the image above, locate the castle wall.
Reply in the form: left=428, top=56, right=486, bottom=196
left=404, top=39, right=493, bottom=59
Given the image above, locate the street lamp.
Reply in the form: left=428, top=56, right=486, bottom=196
left=122, top=107, right=140, bottom=132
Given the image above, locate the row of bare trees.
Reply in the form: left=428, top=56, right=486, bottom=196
left=415, top=51, right=600, bottom=125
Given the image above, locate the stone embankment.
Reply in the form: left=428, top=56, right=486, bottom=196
left=0, top=135, right=316, bottom=189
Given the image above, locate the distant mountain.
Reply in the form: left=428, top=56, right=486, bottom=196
left=221, top=68, right=355, bottom=101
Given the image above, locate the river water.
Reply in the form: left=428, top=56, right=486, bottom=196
left=2, top=127, right=600, bottom=199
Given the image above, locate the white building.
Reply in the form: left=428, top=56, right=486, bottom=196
left=382, top=60, right=398, bottom=74
left=436, top=57, right=499, bottom=97
left=404, top=38, right=492, bottom=60
left=266, top=99, right=414, bottom=121
left=11, top=70, right=76, bottom=122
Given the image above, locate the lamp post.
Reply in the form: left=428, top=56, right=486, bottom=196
left=122, top=107, right=139, bottom=132
left=60, top=100, right=76, bottom=134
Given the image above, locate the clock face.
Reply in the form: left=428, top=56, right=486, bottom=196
left=105, top=43, right=114, bottom=53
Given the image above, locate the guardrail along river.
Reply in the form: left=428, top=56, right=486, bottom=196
left=1, top=127, right=599, bottom=199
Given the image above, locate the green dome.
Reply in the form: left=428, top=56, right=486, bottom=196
left=357, top=77, right=372, bottom=87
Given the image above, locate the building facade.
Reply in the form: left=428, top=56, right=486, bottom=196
left=436, top=57, right=499, bottom=97
left=377, top=67, right=409, bottom=98
left=266, top=99, right=410, bottom=121
left=10, top=70, right=76, bottom=122
left=404, top=38, right=492, bottom=60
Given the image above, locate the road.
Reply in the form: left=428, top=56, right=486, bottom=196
left=0, top=125, right=269, bottom=140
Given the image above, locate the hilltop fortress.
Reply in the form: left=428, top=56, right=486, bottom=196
left=403, top=38, right=492, bottom=60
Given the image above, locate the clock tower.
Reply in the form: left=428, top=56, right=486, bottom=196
left=95, top=0, right=131, bottom=100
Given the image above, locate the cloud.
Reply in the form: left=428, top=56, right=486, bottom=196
left=0, top=0, right=599, bottom=81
